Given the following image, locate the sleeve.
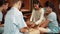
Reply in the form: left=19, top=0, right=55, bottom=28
left=35, top=8, right=44, bottom=25
left=19, top=13, right=27, bottom=29
left=0, top=12, right=3, bottom=21
left=16, top=12, right=27, bottom=29
left=47, top=12, right=57, bottom=22
left=30, top=9, right=35, bottom=21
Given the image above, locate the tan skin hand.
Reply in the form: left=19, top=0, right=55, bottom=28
left=26, top=21, right=36, bottom=28
left=29, top=21, right=38, bottom=28
left=20, top=27, right=29, bottom=33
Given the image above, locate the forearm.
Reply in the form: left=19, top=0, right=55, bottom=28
left=30, top=14, right=33, bottom=21
left=35, top=17, right=44, bottom=25
left=30, top=10, right=34, bottom=21
left=40, top=19, right=50, bottom=28
left=30, top=14, right=32, bottom=21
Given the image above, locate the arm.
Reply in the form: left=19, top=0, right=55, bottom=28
left=40, top=19, right=50, bottom=28
left=30, top=10, right=34, bottom=22
left=40, top=12, right=56, bottom=28
left=18, top=12, right=29, bottom=33
left=13, top=16, right=29, bottom=33
left=35, top=8, right=44, bottom=25
left=7, top=14, right=29, bottom=33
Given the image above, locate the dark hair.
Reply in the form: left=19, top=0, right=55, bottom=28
left=0, top=0, right=8, bottom=7
left=45, top=1, right=56, bottom=12
left=45, top=1, right=60, bottom=23
left=45, top=1, right=53, bottom=8
left=33, top=0, right=42, bottom=7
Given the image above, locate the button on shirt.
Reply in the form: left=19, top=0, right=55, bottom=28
left=3, top=7, right=27, bottom=34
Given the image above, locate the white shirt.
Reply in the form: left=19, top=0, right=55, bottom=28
left=3, top=7, right=27, bottom=34
left=30, top=8, right=44, bottom=25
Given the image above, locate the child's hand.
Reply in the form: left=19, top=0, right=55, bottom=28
left=30, top=23, right=36, bottom=28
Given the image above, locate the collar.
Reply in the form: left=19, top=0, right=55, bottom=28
left=12, top=7, right=19, bottom=12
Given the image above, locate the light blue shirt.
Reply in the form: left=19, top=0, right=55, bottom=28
left=0, top=11, right=4, bottom=33
left=47, top=12, right=59, bottom=33
left=0, top=11, right=3, bottom=21
left=3, top=7, right=27, bottom=34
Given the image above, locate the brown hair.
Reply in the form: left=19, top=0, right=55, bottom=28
left=33, top=0, right=42, bottom=7
left=0, top=0, right=8, bottom=7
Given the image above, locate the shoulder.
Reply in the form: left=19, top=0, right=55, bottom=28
left=40, top=8, right=44, bottom=12
left=48, top=12, right=57, bottom=18
left=41, top=8, right=44, bottom=10
left=39, top=8, right=45, bottom=13
left=32, top=9, right=35, bottom=12
left=32, top=9, right=35, bottom=13
left=5, top=8, right=15, bottom=18
left=50, top=12, right=56, bottom=16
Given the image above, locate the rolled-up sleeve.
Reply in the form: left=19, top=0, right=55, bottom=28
left=14, top=12, right=27, bottom=29
left=18, top=17, right=27, bottom=29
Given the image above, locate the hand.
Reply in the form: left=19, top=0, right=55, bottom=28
left=31, top=23, right=36, bottom=28
left=20, top=28, right=28, bottom=33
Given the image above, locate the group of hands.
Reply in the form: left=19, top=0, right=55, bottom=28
left=20, top=21, right=40, bottom=33
left=27, top=21, right=38, bottom=28
left=21, top=18, right=48, bottom=33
